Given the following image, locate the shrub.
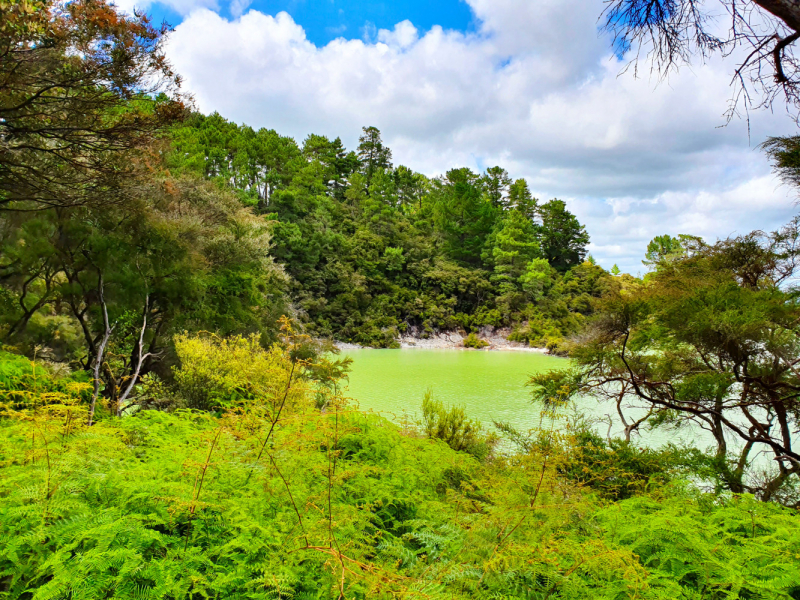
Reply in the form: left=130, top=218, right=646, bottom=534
left=421, top=390, right=496, bottom=460
left=173, top=333, right=306, bottom=412
left=0, top=350, right=91, bottom=413
left=559, top=428, right=696, bottom=500
left=462, top=333, right=489, bottom=349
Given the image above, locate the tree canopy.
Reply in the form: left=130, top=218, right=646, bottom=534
left=161, top=113, right=599, bottom=349
left=534, top=219, right=800, bottom=502
left=0, top=0, right=184, bottom=210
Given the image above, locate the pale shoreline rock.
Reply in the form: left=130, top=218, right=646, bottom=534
left=335, top=328, right=549, bottom=354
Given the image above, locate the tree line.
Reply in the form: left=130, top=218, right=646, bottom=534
left=166, top=113, right=600, bottom=348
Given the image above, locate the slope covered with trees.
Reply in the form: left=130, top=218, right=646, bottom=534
left=164, top=113, right=601, bottom=348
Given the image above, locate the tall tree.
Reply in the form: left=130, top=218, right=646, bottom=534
left=538, top=199, right=589, bottom=272
left=303, top=134, right=359, bottom=202
left=507, top=179, right=538, bottom=222
left=492, top=211, right=541, bottom=284
left=536, top=219, right=800, bottom=502
left=482, top=166, right=512, bottom=209
left=433, top=168, right=497, bottom=266
left=357, top=126, right=392, bottom=187
left=394, top=165, right=429, bottom=211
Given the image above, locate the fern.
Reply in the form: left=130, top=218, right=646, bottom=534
left=1, top=347, right=800, bottom=599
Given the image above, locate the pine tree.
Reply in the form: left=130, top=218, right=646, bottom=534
left=357, top=126, right=393, bottom=186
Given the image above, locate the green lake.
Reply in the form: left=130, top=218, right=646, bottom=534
left=341, top=348, right=702, bottom=448
left=341, top=348, right=567, bottom=433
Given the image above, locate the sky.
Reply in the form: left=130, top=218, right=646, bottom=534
left=117, top=0, right=800, bottom=274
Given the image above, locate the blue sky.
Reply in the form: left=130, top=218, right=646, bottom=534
left=142, top=0, right=476, bottom=45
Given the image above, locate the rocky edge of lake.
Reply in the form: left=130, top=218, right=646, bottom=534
left=337, top=327, right=550, bottom=353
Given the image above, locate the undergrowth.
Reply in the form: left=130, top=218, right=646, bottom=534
left=0, top=343, right=799, bottom=599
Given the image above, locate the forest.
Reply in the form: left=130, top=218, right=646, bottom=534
left=1, top=0, right=800, bottom=598
left=165, top=114, right=601, bottom=349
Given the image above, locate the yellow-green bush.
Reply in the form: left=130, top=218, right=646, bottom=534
left=0, top=350, right=91, bottom=416
left=173, top=333, right=307, bottom=412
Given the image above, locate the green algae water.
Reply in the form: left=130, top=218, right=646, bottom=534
left=341, top=348, right=565, bottom=433
left=341, top=348, right=704, bottom=449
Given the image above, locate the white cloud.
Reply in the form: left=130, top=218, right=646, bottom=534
left=570, top=176, right=796, bottom=274
left=163, top=0, right=799, bottom=273
left=377, top=20, right=419, bottom=49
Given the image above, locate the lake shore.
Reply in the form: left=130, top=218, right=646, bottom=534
left=336, top=329, right=550, bottom=353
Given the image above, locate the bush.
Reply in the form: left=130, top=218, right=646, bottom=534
left=559, top=428, right=697, bottom=500
left=462, top=333, right=489, bottom=349
left=0, top=350, right=91, bottom=413
left=173, top=333, right=305, bottom=412
left=421, top=390, right=497, bottom=460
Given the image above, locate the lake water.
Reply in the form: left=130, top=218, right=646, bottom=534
left=341, top=348, right=563, bottom=433
left=340, top=348, right=703, bottom=449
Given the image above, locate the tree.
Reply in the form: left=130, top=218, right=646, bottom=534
left=394, top=165, right=429, bottom=212
left=482, top=166, right=512, bottom=209
left=0, top=158, right=288, bottom=404
left=433, top=168, right=497, bottom=266
left=535, top=218, right=800, bottom=503
left=761, top=135, right=800, bottom=189
left=303, top=134, right=359, bottom=202
left=519, top=258, right=554, bottom=302
left=0, top=0, right=184, bottom=209
left=507, top=179, right=538, bottom=222
left=602, top=0, right=800, bottom=116
left=642, top=234, right=700, bottom=269
left=538, top=199, right=590, bottom=272
left=492, top=211, right=541, bottom=284
left=357, top=126, right=392, bottom=187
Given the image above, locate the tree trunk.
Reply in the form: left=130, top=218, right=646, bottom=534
left=87, top=276, right=114, bottom=426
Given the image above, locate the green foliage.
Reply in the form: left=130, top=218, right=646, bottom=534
left=1, top=348, right=800, bottom=599
left=172, top=333, right=301, bottom=412
left=358, top=126, right=393, bottom=186
left=0, top=350, right=91, bottom=412
left=537, top=199, right=590, bottom=272
left=564, top=219, right=800, bottom=502
left=518, top=257, right=554, bottom=301
left=160, top=114, right=605, bottom=349
left=0, top=351, right=51, bottom=394
left=433, top=168, right=498, bottom=266
left=642, top=233, right=701, bottom=269
left=558, top=427, right=698, bottom=500
left=597, top=491, right=800, bottom=599
left=421, top=390, right=496, bottom=460
left=462, top=333, right=489, bottom=349
left=760, top=135, right=800, bottom=189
